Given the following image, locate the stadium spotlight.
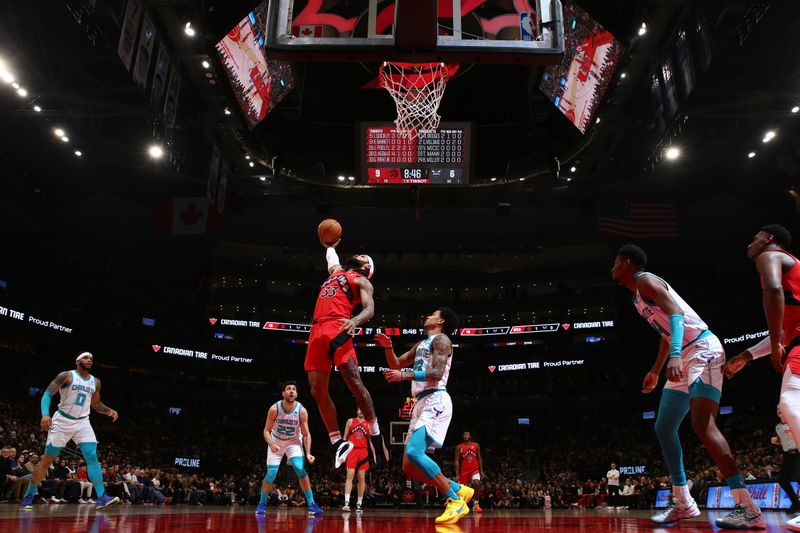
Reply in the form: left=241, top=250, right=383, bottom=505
left=148, top=144, right=164, bottom=159
left=664, top=147, right=681, bottom=160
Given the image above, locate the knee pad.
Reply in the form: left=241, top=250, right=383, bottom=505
left=264, top=465, right=279, bottom=484
left=289, top=456, right=307, bottom=479
left=78, top=442, right=99, bottom=465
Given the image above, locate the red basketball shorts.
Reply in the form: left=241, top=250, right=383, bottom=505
left=346, top=447, right=370, bottom=471
left=304, top=320, right=358, bottom=372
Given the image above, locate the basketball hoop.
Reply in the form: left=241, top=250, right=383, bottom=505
left=379, top=62, right=449, bottom=140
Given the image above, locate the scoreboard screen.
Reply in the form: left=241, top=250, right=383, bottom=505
left=360, top=122, right=472, bottom=184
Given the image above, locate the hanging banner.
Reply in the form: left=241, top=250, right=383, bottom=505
left=150, top=44, right=169, bottom=111
left=163, top=64, right=181, bottom=128
left=117, top=0, right=143, bottom=71
left=132, top=13, right=156, bottom=90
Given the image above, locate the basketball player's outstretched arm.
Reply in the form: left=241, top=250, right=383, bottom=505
left=757, top=251, right=787, bottom=371
left=300, top=408, right=314, bottom=464
left=263, top=405, right=279, bottom=452
left=340, top=277, right=375, bottom=334
left=40, top=371, right=72, bottom=431
left=374, top=334, right=420, bottom=369
left=636, top=275, right=684, bottom=383
left=325, top=240, right=343, bottom=275
left=91, top=379, right=119, bottom=421
left=384, top=335, right=451, bottom=383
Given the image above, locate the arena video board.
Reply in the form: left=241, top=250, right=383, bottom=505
left=215, top=1, right=294, bottom=128
left=539, top=3, right=624, bottom=133
left=707, top=482, right=799, bottom=510
left=360, top=122, right=473, bottom=184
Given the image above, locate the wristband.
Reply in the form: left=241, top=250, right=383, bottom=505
left=668, top=314, right=684, bottom=359
left=41, top=391, right=53, bottom=416
left=413, top=370, right=427, bottom=382
left=326, top=247, right=340, bottom=270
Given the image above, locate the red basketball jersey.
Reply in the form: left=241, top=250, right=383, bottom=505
left=312, top=269, right=363, bottom=322
left=348, top=418, right=370, bottom=449
left=458, top=442, right=479, bottom=473
left=762, top=251, right=800, bottom=342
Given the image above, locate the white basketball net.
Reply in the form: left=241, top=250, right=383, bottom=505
left=379, top=62, right=449, bottom=140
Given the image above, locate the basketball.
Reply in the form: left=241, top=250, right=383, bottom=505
left=318, top=219, right=342, bottom=245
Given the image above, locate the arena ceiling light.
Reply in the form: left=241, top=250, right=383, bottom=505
left=337, top=176, right=345, bottom=181
left=53, top=128, right=65, bottom=137
left=347, top=176, right=355, bottom=181
left=11, top=82, right=19, bottom=89
left=60, top=136, right=69, bottom=143
left=148, top=144, right=164, bottom=159
left=748, top=152, right=756, bottom=158
left=224, top=107, right=231, bottom=115
left=792, top=106, right=799, bottom=113
left=74, top=150, right=82, bottom=157
left=33, top=105, right=41, bottom=112
left=184, top=22, right=196, bottom=37
left=664, top=146, right=681, bottom=160
left=620, top=72, right=627, bottom=79
left=259, top=176, right=266, bottom=182
left=248, top=161, right=255, bottom=167
left=762, top=130, right=776, bottom=143
left=570, top=166, right=577, bottom=173
left=638, top=22, right=647, bottom=36
left=0, top=69, right=13, bottom=84
left=17, top=87, right=27, bottom=97
left=201, top=60, right=210, bottom=69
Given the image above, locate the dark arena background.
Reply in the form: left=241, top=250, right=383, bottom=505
left=1, top=0, right=800, bottom=532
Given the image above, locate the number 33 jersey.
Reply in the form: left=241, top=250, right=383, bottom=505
left=312, top=269, right=364, bottom=322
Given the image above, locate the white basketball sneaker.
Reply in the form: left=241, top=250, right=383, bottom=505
left=651, top=500, right=700, bottom=524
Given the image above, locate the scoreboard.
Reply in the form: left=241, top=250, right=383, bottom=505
left=360, top=122, right=472, bottom=184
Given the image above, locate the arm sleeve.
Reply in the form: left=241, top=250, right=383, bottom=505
left=748, top=336, right=774, bottom=360
left=326, top=247, right=340, bottom=270
left=41, top=391, right=53, bottom=416
left=668, top=314, right=685, bottom=358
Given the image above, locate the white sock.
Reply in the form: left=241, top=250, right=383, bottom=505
left=329, top=431, right=342, bottom=445
left=344, top=492, right=351, bottom=504
left=673, top=484, right=691, bottom=505
left=367, top=418, right=380, bottom=435
left=357, top=496, right=363, bottom=506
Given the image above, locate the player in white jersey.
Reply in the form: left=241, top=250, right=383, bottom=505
left=612, top=245, right=763, bottom=529
left=21, top=352, right=120, bottom=510
left=256, top=381, right=323, bottom=516
left=375, top=307, right=473, bottom=526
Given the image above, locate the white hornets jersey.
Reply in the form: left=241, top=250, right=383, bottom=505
left=633, top=273, right=709, bottom=347
left=58, top=371, right=96, bottom=419
left=272, top=401, right=303, bottom=444
left=411, top=334, right=452, bottom=398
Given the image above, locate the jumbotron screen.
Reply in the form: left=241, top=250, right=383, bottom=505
left=360, top=123, right=472, bottom=184
left=215, top=2, right=294, bottom=128
left=538, top=3, right=624, bottom=134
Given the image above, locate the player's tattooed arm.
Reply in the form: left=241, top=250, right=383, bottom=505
left=426, top=335, right=453, bottom=381
left=340, top=277, right=375, bottom=335
left=91, top=379, right=119, bottom=421
left=45, top=371, right=71, bottom=395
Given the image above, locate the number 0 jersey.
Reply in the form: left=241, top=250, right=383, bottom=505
left=411, top=334, right=452, bottom=398
left=632, top=272, right=709, bottom=348
left=312, top=269, right=363, bottom=322
left=58, top=370, right=96, bottom=419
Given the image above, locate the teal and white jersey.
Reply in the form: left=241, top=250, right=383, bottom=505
left=272, top=400, right=303, bottom=444
left=633, top=272, right=709, bottom=348
left=411, top=334, right=452, bottom=398
left=58, top=370, right=96, bottom=419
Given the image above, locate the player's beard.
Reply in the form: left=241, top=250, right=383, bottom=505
left=345, top=256, right=370, bottom=277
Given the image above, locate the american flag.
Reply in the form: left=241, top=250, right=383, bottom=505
left=597, top=200, right=678, bottom=239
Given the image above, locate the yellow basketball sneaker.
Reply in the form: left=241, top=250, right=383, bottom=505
left=435, top=498, right=470, bottom=525
left=456, top=484, right=474, bottom=505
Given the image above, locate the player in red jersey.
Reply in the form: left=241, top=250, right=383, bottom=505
left=305, top=240, right=387, bottom=470
left=725, top=225, right=800, bottom=531
left=455, top=431, right=484, bottom=513
left=341, top=408, right=375, bottom=512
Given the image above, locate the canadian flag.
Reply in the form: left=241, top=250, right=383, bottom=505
left=154, top=197, right=223, bottom=236
left=298, top=25, right=323, bottom=38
